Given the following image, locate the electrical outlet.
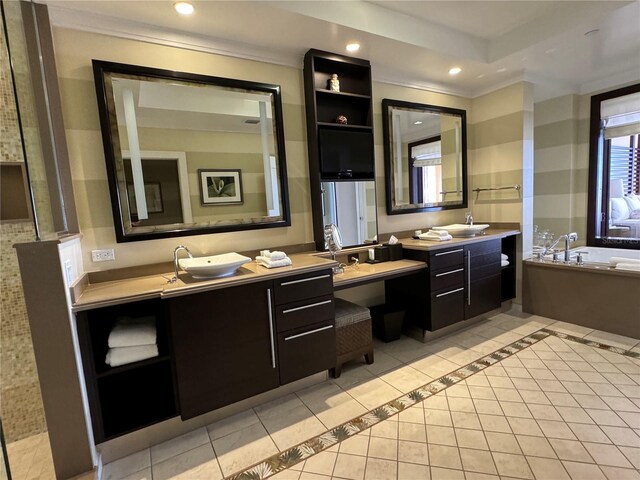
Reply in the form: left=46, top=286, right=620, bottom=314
left=91, top=249, right=115, bottom=262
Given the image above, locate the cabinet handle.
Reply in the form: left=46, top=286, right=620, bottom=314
left=435, top=268, right=464, bottom=277
left=282, top=299, right=332, bottom=314
left=434, top=248, right=463, bottom=257
left=284, top=324, right=333, bottom=341
left=467, top=251, right=471, bottom=306
left=267, top=288, right=276, bottom=369
left=435, top=287, right=464, bottom=298
left=280, top=274, right=330, bottom=286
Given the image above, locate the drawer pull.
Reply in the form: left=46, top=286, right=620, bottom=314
left=284, top=325, right=333, bottom=341
left=267, top=289, right=276, bottom=369
left=282, top=299, right=332, bottom=314
left=280, top=274, right=331, bottom=286
left=436, top=287, right=464, bottom=298
left=434, top=248, right=463, bottom=257
left=435, top=268, right=464, bottom=277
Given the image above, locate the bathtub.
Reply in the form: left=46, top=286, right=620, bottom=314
left=565, top=246, right=640, bottom=265
left=523, top=247, right=640, bottom=339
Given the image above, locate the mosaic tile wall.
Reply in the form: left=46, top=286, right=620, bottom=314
left=0, top=12, right=47, bottom=443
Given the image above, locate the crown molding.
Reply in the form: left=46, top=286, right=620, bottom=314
left=579, top=68, right=640, bottom=96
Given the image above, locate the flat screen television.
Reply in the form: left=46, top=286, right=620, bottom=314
left=319, top=129, right=374, bottom=179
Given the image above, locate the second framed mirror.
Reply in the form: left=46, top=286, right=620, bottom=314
left=382, top=99, right=468, bottom=215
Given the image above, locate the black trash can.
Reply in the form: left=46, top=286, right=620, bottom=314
left=370, top=304, right=405, bottom=342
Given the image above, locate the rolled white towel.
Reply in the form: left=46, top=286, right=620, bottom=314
left=259, top=250, right=287, bottom=260
left=615, top=263, right=640, bottom=272
left=256, top=256, right=292, bottom=268
left=108, top=316, right=156, bottom=348
left=501, top=260, right=510, bottom=267
left=609, top=256, right=640, bottom=266
left=105, top=344, right=158, bottom=367
left=501, top=253, right=509, bottom=261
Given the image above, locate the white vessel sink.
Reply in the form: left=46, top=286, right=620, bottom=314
left=432, top=224, right=490, bottom=237
left=178, top=252, right=252, bottom=279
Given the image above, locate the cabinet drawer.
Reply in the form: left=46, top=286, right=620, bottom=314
left=276, top=295, right=334, bottom=332
left=430, top=287, right=465, bottom=331
left=277, top=321, right=336, bottom=384
left=273, top=269, right=333, bottom=305
left=430, top=267, right=465, bottom=293
left=469, top=250, right=501, bottom=272
left=465, top=239, right=500, bottom=256
left=429, top=248, right=464, bottom=271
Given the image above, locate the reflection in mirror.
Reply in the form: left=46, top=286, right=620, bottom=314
left=93, top=61, right=290, bottom=242
left=321, top=181, right=377, bottom=247
left=382, top=99, right=467, bottom=215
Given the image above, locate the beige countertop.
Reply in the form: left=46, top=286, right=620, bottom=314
left=72, top=253, right=336, bottom=311
left=523, top=257, right=640, bottom=279
left=333, top=259, right=426, bottom=290
left=399, top=228, right=520, bottom=252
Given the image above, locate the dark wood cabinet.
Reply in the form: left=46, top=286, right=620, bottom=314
left=76, top=299, right=178, bottom=442
left=168, top=281, right=279, bottom=420
left=464, top=239, right=501, bottom=319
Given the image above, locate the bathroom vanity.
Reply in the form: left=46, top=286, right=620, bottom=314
left=72, top=230, right=517, bottom=444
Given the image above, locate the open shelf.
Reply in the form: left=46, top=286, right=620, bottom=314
left=317, top=122, right=373, bottom=130
left=95, top=354, right=171, bottom=379
left=315, top=89, right=371, bottom=100
left=501, top=235, right=517, bottom=301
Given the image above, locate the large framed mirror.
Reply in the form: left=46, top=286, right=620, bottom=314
left=93, top=60, right=290, bottom=242
left=382, top=99, right=467, bottom=215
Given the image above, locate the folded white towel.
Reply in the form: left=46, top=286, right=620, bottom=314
left=105, top=344, right=158, bottom=367
left=615, top=263, right=640, bottom=272
left=501, top=253, right=509, bottom=261
left=418, top=233, right=453, bottom=242
left=609, top=256, right=640, bottom=266
left=426, top=229, right=450, bottom=237
left=501, top=260, right=510, bottom=267
left=260, top=250, right=287, bottom=260
left=108, top=316, right=156, bottom=348
left=256, top=256, right=293, bottom=268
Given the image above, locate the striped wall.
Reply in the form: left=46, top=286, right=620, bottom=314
left=533, top=94, right=590, bottom=247
left=53, top=26, right=533, bottom=287
left=469, top=83, right=535, bottom=302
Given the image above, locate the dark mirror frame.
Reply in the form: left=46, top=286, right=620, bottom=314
left=93, top=60, right=291, bottom=243
left=382, top=99, right=468, bottom=215
left=587, top=82, right=640, bottom=250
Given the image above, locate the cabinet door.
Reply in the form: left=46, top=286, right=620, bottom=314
left=465, top=274, right=502, bottom=319
left=169, top=281, right=279, bottom=420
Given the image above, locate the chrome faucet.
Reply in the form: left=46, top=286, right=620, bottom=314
left=542, top=232, right=578, bottom=262
left=171, top=245, right=193, bottom=283
left=465, top=212, right=474, bottom=226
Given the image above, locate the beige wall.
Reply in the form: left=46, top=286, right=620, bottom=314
left=533, top=93, right=590, bottom=246
left=54, top=27, right=532, bottom=281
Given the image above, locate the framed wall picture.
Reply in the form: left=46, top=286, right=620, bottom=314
left=199, top=169, right=243, bottom=205
left=127, top=182, right=164, bottom=214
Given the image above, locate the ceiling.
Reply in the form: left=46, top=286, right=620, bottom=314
left=43, top=0, right=640, bottom=101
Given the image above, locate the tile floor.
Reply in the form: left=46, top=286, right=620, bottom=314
left=6, top=309, right=640, bottom=480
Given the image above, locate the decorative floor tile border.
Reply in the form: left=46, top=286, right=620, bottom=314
left=228, top=328, right=639, bottom=479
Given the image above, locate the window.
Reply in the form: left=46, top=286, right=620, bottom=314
left=587, top=83, right=640, bottom=248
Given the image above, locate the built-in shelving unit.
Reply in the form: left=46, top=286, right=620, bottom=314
left=501, top=235, right=517, bottom=301
left=76, top=298, right=178, bottom=442
left=303, top=49, right=375, bottom=250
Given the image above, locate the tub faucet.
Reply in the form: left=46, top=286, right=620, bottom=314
left=171, top=245, right=193, bottom=283
left=465, top=212, right=474, bottom=226
left=563, top=232, right=578, bottom=261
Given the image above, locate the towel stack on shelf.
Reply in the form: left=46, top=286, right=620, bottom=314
left=610, top=256, right=640, bottom=272
left=418, top=230, right=452, bottom=242
left=256, top=250, right=292, bottom=268
left=501, top=253, right=510, bottom=267
left=106, top=316, right=158, bottom=367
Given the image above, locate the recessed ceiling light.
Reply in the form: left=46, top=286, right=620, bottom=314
left=584, top=29, right=600, bottom=36
left=414, top=121, right=423, bottom=125
left=496, top=67, right=507, bottom=73
left=174, top=2, right=194, bottom=15
left=346, top=43, right=360, bottom=52
left=448, top=67, right=462, bottom=75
